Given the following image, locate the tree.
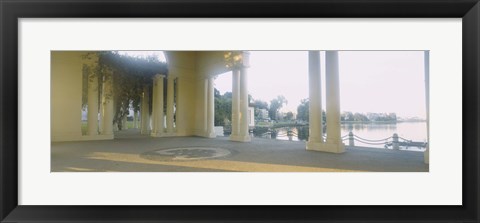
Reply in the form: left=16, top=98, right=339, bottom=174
left=285, top=111, right=294, bottom=121
left=214, top=90, right=232, bottom=126
left=214, top=88, right=221, bottom=98
left=342, top=111, right=354, bottom=122
left=296, top=98, right=309, bottom=122
left=296, top=98, right=326, bottom=124
left=269, top=95, right=287, bottom=121
left=353, top=113, right=369, bottom=122
left=254, top=100, right=269, bottom=110
left=253, top=99, right=269, bottom=120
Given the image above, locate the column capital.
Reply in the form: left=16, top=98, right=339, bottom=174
left=154, top=74, right=166, bottom=79
left=241, top=51, right=250, bottom=67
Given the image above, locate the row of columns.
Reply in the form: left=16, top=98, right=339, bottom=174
left=145, top=75, right=176, bottom=137
left=85, top=70, right=177, bottom=137
left=306, top=51, right=345, bottom=153
left=86, top=71, right=114, bottom=137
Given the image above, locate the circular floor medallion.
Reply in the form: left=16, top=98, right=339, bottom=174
left=141, top=147, right=231, bottom=161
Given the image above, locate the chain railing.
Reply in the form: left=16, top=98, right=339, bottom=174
left=254, top=129, right=427, bottom=150
left=343, top=132, right=427, bottom=150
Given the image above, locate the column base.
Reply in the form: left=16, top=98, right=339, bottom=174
left=230, top=134, right=251, bottom=142
left=86, top=132, right=99, bottom=136
left=306, top=141, right=345, bottom=153
left=206, top=131, right=217, bottom=138
left=162, top=132, right=177, bottom=137
left=150, top=132, right=164, bottom=137
left=84, top=134, right=114, bottom=140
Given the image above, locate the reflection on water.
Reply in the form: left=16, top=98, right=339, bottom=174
left=246, top=122, right=427, bottom=151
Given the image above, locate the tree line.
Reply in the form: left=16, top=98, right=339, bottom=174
left=215, top=94, right=398, bottom=127
left=296, top=98, right=397, bottom=123
left=214, top=90, right=291, bottom=126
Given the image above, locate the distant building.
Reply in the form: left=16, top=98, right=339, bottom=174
left=258, top=108, right=269, bottom=120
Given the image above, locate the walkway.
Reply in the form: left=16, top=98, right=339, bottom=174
left=51, top=129, right=428, bottom=172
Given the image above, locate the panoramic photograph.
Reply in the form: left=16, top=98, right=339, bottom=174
left=51, top=50, right=429, bottom=172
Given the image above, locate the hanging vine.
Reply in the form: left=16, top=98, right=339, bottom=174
left=83, top=51, right=168, bottom=130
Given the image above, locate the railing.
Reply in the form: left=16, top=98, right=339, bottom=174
left=342, top=132, right=427, bottom=150
left=256, top=128, right=427, bottom=150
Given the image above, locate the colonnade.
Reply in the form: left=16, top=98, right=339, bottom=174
left=85, top=71, right=176, bottom=137
left=306, top=51, right=345, bottom=153
left=144, top=75, right=177, bottom=137
left=85, top=70, right=114, bottom=137
left=85, top=51, right=343, bottom=153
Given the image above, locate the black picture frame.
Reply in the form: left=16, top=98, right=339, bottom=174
left=1, top=0, right=479, bottom=222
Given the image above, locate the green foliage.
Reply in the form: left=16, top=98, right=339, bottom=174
left=296, top=98, right=309, bottom=121
left=296, top=98, right=326, bottom=123
left=253, top=99, right=269, bottom=120
left=253, top=100, right=268, bottom=110
left=269, top=95, right=287, bottom=121
left=84, top=51, right=168, bottom=129
left=285, top=111, right=294, bottom=120
left=214, top=89, right=232, bottom=126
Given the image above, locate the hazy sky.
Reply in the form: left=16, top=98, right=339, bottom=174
left=215, top=51, right=427, bottom=119
left=121, top=51, right=427, bottom=119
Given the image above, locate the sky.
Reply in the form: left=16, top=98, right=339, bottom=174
left=215, top=51, right=427, bottom=119
left=120, top=50, right=427, bottom=119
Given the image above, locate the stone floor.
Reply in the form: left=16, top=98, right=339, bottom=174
left=51, top=129, right=429, bottom=172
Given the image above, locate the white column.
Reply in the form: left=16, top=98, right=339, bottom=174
left=133, top=110, right=138, bottom=128
left=306, top=51, right=324, bottom=150
left=239, top=64, right=251, bottom=141
left=122, top=115, right=128, bottom=130
left=139, top=96, right=143, bottom=130
left=424, top=51, right=430, bottom=164
left=152, top=75, right=165, bottom=137
left=102, top=73, right=114, bottom=136
left=166, top=77, right=175, bottom=134
left=203, top=79, right=208, bottom=133
left=151, top=78, right=158, bottom=133
left=87, top=71, right=99, bottom=136
left=230, top=52, right=251, bottom=142
left=98, top=76, right=104, bottom=134
left=112, top=97, right=118, bottom=132
left=230, top=69, right=240, bottom=140
left=324, top=51, right=345, bottom=153
left=206, top=77, right=216, bottom=138
left=140, top=85, right=151, bottom=134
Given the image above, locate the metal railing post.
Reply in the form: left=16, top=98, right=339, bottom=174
left=348, top=131, right=355, bottom=146
left=392, top=133, right=400, bottom=150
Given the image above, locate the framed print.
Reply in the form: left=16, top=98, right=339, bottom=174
left=1, top=0, right=479, bottom=222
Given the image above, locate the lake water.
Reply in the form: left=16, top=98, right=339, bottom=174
left=251, top=122, right=427, bottom=151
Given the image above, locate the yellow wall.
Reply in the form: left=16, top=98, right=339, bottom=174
left=51, top=51, right=84, bottom=141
